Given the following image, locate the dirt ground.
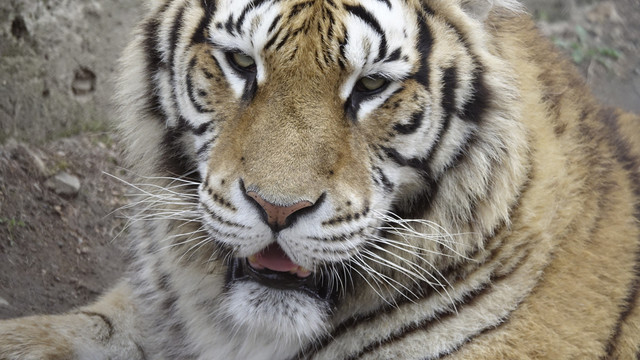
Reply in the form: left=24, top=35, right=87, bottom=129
left=526, top=0, right=640, bottom=114
left=0, top=136, right=130, bottom=318
left=1, top=0, right=639, bottom=319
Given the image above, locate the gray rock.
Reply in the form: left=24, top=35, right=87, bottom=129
left=28, top=152, right=47, bottom=175
left=0, top=296, right=10, bottom=308
left=21, top=145, right=48, bottom=176
left=2, top=139, right=48, bottom=176
left=46, top=171, right=81, bottom=196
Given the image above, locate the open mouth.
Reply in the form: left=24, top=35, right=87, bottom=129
left=227, top=243, right=334, bottom=303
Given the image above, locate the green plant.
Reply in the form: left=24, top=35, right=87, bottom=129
left=0, top=217, right=26, bottom=245
left=553, top=25, right=621, bottom=67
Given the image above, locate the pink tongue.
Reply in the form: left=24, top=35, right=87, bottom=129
left=254, top=244, right=297, bottom=272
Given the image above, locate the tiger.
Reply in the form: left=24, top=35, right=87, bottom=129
left=1, top=0, right=640, bottom=358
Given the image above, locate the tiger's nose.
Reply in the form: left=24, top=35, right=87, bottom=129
left=246, top=191, right=315, bottom=232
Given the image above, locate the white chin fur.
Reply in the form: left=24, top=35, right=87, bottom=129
left=218, top=281, right=330, bottom=359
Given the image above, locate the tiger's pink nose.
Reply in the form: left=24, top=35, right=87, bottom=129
left=246, top=191, right=314, bottom=231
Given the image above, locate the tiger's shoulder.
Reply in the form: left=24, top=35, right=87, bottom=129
left=458, top=10, right=640, bottom=359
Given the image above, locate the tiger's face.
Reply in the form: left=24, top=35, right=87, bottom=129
left=121, top=0, right=524, bottom=354
left=194, top=0, right=430, bottom=336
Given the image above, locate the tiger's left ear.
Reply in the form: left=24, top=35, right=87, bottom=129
left=460, top=0, right=523, bottom=21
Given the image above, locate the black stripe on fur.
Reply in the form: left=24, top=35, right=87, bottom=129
left=410, top=4, right=434, bottom=88
left=192, top=0, right=216, bottom=44
left=142, top=16, right=169, bottom=123
left=186, top=57, right=215, bottom=114
left=169, top=5, right=187, bottom=80
left=393, top=107, right=426, bottom=135
left=459, top=68, right=491, bottom=124
left=341, top=250, right=533, bottom=360
left=344, top=4, right=387, bottom=62
left=599, top=108, right=640, bottom=357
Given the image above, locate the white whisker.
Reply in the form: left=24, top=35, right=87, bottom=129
left=347, top=255, right=396, bottom=307
left=359, top=250, right=422, bottom=300
left=364, top=240, right=457, bottom=310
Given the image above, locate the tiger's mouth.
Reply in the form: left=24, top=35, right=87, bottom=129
left=227, top=243, right=334, bottom=303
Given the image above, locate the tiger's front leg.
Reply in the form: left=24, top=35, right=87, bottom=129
left=0, top=282, right=145, bottom=360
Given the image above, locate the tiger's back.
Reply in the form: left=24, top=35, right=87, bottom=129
left=0, top=0, right=639, bottom=359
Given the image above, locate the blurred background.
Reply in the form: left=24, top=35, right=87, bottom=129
left=0, top=0, right=638, bottom=318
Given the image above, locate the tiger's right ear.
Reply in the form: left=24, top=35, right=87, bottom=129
left=460, top=0, right=523, bottom=22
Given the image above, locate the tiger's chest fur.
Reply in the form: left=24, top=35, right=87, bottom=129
left=0, top=0, right=639, bottom=359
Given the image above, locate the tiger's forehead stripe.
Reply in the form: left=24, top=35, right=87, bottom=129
left=206, top=1, right=414, bottom=65
left=343, top=4, right=388, bottom=62
left=208, top=0, right=282, bottom=49
left=339, top=0, right=418, bottom=104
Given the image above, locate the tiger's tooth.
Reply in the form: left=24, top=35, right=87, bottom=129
left=248, top=255, right=264, bottom=269
left=297, top=267, right=312, bottom=278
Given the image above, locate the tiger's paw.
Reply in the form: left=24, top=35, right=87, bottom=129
left=0, top=311, right=143, bottom=360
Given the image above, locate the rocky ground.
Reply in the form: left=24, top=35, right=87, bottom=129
left=0, top=0, right=639, bottom=319
left=0, top=136, right=131, bottom=318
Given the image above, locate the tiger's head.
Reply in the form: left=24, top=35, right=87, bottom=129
left=117, top=0, right=528, bottom=355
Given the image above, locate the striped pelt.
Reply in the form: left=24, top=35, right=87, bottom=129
left=1, top=0, right=639, bottom=359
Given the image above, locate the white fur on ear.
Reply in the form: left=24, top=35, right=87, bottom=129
left=460, top=0, right=523, bottom=21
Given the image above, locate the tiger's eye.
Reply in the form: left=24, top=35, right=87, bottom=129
left=356, top=76, right=388, bottom=93
left=231, top=52, right=256, bottom=69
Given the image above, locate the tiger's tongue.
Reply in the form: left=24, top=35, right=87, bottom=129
left=250, top=244, right=311, bottom=278
left=254, top=244, right=297, bottom=272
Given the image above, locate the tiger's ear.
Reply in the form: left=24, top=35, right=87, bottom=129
left=460, top=0, right=523, bottom=21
